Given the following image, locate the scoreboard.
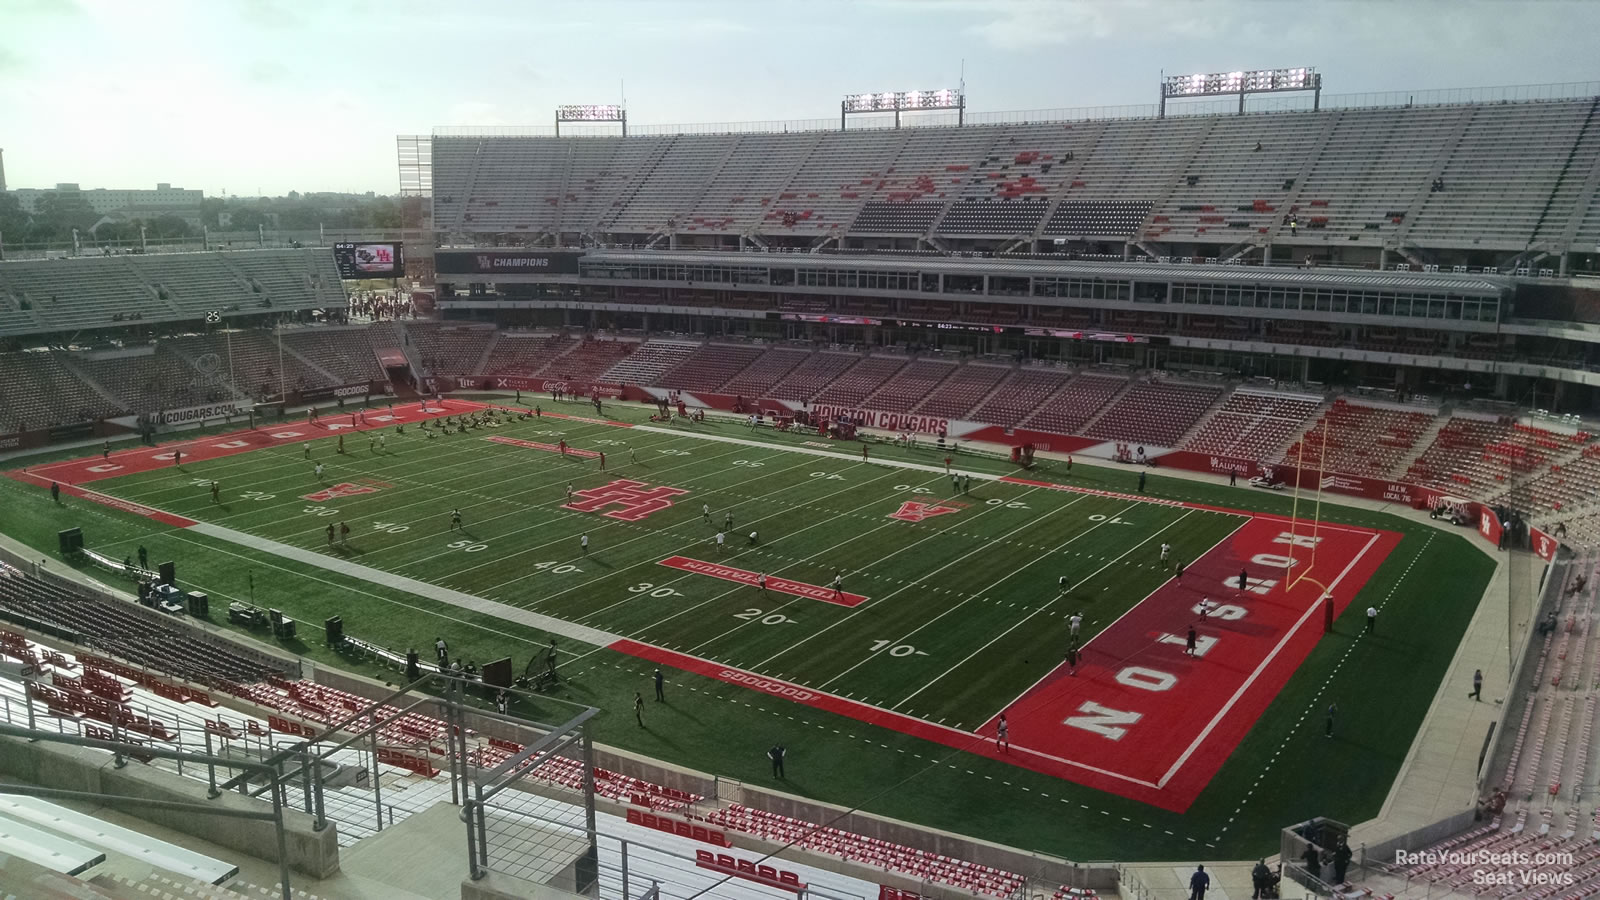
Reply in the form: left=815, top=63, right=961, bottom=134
left=333, top=242, right=404, bottom=279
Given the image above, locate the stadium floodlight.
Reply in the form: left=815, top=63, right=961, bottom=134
left=841, top=88, right=964, bottom=129
left=1159, top=67, right=1320, bottom=116
left=555, top=104, right=626, bottom=136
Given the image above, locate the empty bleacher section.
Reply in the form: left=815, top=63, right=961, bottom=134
left=1282, top=398, right=1434, bottom=478
left=405, top=322, right=495, bottom=375
left=1022, top=374, right=1130, bottom=437
left=0, top=249, right=344, bottom=336
left=914, top=363, right=1011, bottom=419
left=1082, top=380, right=1222, bottom=447
left=280, top=327, right=382, bottom=385
left=482, top=332, right=573, bottom=375
left=718, top=346, right=812, bottom=396
left=812, top=356, right=910, bottom=406
left=427, top=94, right=1600, bottom=256
left=543, top=337, right=635, bottom=383
left=0, top=561, right=290, bottom=687
left=861, top=358, right=956, bottom=410
left=71, top=343, right=237, bottom=414
left=969, top=366, right=1073, bottom=429
left=598, top=338, right=697, bottom=384
left=1183, top=390, right=1323, bottom=462
left=766, top=351, right=860, bottom=401
left=656, top=342, right=768, bottom=393
left=0, top=351, right=122, bottom=432
left=1406, top=414, right=1522, bottom=496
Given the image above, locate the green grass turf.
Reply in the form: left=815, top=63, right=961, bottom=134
left=0, top=399, right=1497, bottom=861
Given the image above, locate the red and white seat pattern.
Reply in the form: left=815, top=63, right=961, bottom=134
left=406, top=323, right=495, bottom=376
left=1183, top=390, right=1322, bottom=461
left=863, top=359, right=956, bottom=410
left=1282, top=399, right=1433, bottom=478
left=599, top=339, right=698, bottom=385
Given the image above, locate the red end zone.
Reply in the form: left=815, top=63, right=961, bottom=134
left=616, top=516, right=1398, bottom=811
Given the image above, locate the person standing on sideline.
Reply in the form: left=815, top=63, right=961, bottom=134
left=634, top=692, right=645, bottom=727
left=1366, top=606, right=1377, bottom=632
left=435, top=637, right=449, bottom=666
left=1176, top=559, right=1186, bottom=581
left=1066, top=646, right=1080, bottom=675
left=1333, top=838, right=1353, bottom=884
left=861, top=443, right=868, bottom=462
left=1138, top=470, right=1146, bottom=492
left=50, top=482, right=60, bottom=504
left=1186, top=624, right=1198, bottom=656
left=944, top=456, right=952, bottom=474
left=1069, top=612, right=1082, bottom=638
left=173, top=449, right=182, bottom=467
left=1325, top=702, right=1337, bottom=738
left=102, top=440, right=110, bottom=460
left=580, top=533, right=589, bottom=556
left=1188, top=864, right=1210, bottom=900
left=1471, top=668, right=1483, bottom=700
left=654, top=668, right=665, bottom=701
left=1229, top=468, right=1237, bottom=487
left=768, top=743, right=786, bottom=779
left=996, top=713, right=1009, bottom=753
left=137, top=545, right=148, bottom=568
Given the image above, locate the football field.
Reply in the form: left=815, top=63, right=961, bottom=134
left=17, top=399, right=1401, bottom=812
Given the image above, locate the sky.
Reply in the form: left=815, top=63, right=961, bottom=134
left=2, top=0, right=1598, bottom=197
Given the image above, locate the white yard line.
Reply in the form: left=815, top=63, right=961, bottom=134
left=187, top=521, right=623, bottom=648
left=1155, top=530, right=1382, bottom=788
left=893, top=507, right=1196, bottom=710
left=750, top=486, right=1057, bottom=671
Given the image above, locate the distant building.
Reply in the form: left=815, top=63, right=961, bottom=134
left=9, top=182, right=205, bottom=227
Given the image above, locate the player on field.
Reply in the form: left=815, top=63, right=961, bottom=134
left=1160, top=542, right=1171, bottom=566
left=450, top=508, right=462, bottom=531
left=1175, top=559, right=1186, bottom=581
left=1238, top=568, right=1249, bottom=593
left=173, top=449, right=182, bottom=467
left=748, top=530, right=758, bottom=546
left=325, top=523, right=335, bottom=546
left=724, top=511, right=734, bottom=532
left=314, top=462, right=325, bottom=480
left=598, top=451, right=605, bottom=471
left=715, top=531, right=725, bottom=552
left=963, top=474, right=971, bottom=494
left=996, top=713, right=1009, bottom=752
left=378, top=434, right=386, bottom=451
left=339, top=521, right=350, bottom=546
left=757, top=573, right=767, bottom=592
left=1198, top=598, right=1213, bottom=620
left=337, top=435, right=345, bottom=454
left=102, top=440, right=110, bottom=460
left=558, top=439, right=568, bottom=455
left=1186, top=624, right=1198, bottom=656
left=580, top=533, right=590, bottom=555
left=1069, top=612, right=1082, bottom=637
left=303, top=441, right=311, bottom=458
left=832, top=571, right=844, bottom=600
left=567, top=483, right=574, bottom=504
left=702, top=503, right=711, bottom=524
left=629, top=445, right=637, bottom=465
left=210, top=481, right=220, bottom=504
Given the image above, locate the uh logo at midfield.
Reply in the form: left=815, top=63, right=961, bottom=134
left=563, top=479, right=688, bottom=521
